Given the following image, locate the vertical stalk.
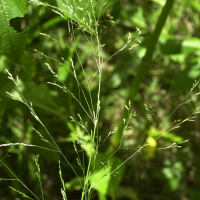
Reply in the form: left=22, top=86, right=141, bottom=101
left=81, top=2, right=103, bottom=199
left=107, top=0, right=176, bottom=153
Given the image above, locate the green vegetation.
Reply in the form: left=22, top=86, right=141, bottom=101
left=0, top=0, right=200, bottom=200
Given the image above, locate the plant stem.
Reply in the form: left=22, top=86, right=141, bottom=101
left=107, top=0, right=176, bottom=154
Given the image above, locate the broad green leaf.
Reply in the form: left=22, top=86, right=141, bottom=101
left=147, top=126, right=184, bottom=143
left=65, top=177, right=84, bottom=191
left=56, top=0, right=96, bottom=35
left=56, top=0, right=117, bottom=35
left=91, top=153, right=125, bottom=197
left=160, top=132, right=183, bottom=143
left=182, top=38, right=200, bottom=54
left=188, top=0, right=200, bottom=13
left=159, top=35, right=200, bottom=55
left=0, top=0, right=29, bottom=64
left=162, top=162, right=184, bottom=191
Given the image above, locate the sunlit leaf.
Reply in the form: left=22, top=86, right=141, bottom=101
left=0, top=0, right=29, bottom=64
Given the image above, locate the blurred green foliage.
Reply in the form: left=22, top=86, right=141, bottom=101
left=0, top=0, right=200, bottom=200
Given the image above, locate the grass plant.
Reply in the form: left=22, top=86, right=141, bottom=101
left=0, top=1, right=200, bottom=200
